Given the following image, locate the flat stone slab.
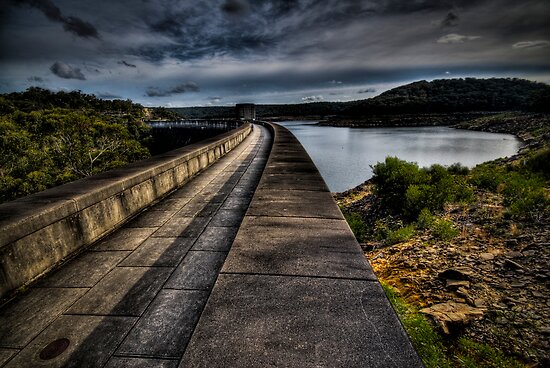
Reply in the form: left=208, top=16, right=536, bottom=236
left=150, top=198, right=192, bottom=212
left=37, top=251, right=130, bottom=287
left=165, top=251, right=227, bottom=290
left=181, top=274, right=423, bottom=368
left=93, top=227, right=157, bottom=251
left=222, top=216, right=375, bottom=280
left=126, top=210, right=174, bottom=228
left=4, top=315, right=135, bottom=368
left=153, top=217, right=209, bottom=238
left=210, top=209, right=247, bottom=227
left=119, top=237, right=194, bottom=267
left=0, top=349, right=17, bottom=366
left=191, top=226, right=239, bottom=252
left=257, top=173, right=329, bottom=191
left=0, top=287, right=87, bottom=348
left=68, top=267, right=172, bottom=316
left=247, top=189, right=344, bottom=219
left=117, top=290, right=209, bottom=358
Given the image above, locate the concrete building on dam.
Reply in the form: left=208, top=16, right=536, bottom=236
left=236, top=103, right=256, bottom=121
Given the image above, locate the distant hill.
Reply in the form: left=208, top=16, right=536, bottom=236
left=170, top=78, right=550, bottom=118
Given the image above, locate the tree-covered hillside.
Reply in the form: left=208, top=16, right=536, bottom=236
left=0, top=88, right=153, bottom=203
left=346, top=77, right=549, bottom=115
left=171, top=78, right=550, bottom=118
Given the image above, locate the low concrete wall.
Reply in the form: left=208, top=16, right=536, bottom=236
left=0, top=123, right=252, bottom=299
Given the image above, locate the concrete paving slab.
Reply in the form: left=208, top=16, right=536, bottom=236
left=0, top=349, right=17, bottom=366
left=149, top=217, right=191, bottom=237
left=257, top=173, right=329, bottom=191
left=230, top=186, right=256, bottom=198
left=181, top=274, right=423, bottom=368
left=37, top=251, right=130, bottom=287
left=247, top=189, right=344, bottom=219
left=0, top=287, right=87, bottom=348
left=175, top=198, right=211, bottom=217
left=104, top=357, right=178, bottom=368
left=210, top=209, right=247, bottom=227
left=263, top=163, right=321, bottom=175
left=165, top=251, right=226, bottom=290
left=119, top=237, right=194, bottom=267
left=117, top=290, right=209, bottom=358
left=149, top=198, right=192, bottom=212
left=191, top=226, right=239, bottom=252
left=4, top=315, right=136, bottom=368
left=223, top=216, right=375, bottom=280
left=153, top=216, right=210, bottom=238
left=219, top=196, right=251, bottom=211
left=126, top=210, right=174, bottom=228
left=68, top=267, right=171, bottom=316
left=93, top=228, right=157, bottom=251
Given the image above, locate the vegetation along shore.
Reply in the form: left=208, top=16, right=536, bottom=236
left=336, top=112, right=549, bottom=367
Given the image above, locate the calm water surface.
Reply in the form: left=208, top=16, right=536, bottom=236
left=277, top=121, right=522, bottom=192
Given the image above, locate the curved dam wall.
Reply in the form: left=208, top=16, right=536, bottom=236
left=0, top=123, right=252, bottom=299
left=181, top=122, right=423, bottom=367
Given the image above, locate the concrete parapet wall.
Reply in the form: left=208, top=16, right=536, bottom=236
left=0, top=123, right=251, bottom=299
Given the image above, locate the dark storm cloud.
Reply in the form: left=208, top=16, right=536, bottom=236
left=50, top=61, right=86, bottom=80
left=146, top=82, right=200, bottom=97
left=2, top=0, right=550, bottom=105
left=118, top=60, right=137, bottom=68
left=358, top=88, right=376, bottom=94
left=13, top=0, right=99, bottom=38
left=221, top=0, right=250, bottom=16
left=441, top=12, right=459, bottom=27
left=27, top=76, right=44, bottom=82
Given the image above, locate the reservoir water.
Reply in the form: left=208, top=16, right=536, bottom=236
left=277, top=121, right=522, bottom=192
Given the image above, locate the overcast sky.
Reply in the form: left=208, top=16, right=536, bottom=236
left=1, top=0, right=549, bottom=106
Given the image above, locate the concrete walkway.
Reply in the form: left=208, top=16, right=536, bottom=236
left=180, top=123, right=423, bottom=368
left=0, top=123, right=423, bottom=368
left=0, top=125, right=270, bottom=368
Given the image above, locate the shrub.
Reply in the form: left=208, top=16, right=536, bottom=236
left=373, top=157, right=473, bottom=220
left=371, top=157, right=426, bottom=214
left=416, top=208, right=435, bottom=230
left=431, top=218, right=459, bottom=241
left=447, top=162, right=470, bottom=175
left=470, top=164, right=506, bottom=191
left=385, top=224, right=416, bottom=245
left=343, top=211, right=367, bottom=243
left=524, top=147, right=550, bottom=178
left=500, top=172, right=548, bottom=221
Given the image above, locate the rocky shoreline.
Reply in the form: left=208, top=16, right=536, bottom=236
left=335, top=112, right=549, bottom=366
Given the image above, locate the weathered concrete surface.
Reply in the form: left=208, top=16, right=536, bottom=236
left=181, top=123, right=423, bottom=368
left=0, top=124, right=270, bottom=367
left=0, top=123, right=252, bottom=299
left=0, top=122, right=422, bottom=367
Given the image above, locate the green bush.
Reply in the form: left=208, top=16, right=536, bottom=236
left=447, top=162, right=470, bottom=175
left=416, top=208, right=435, bottom=230
left=524, top=147, right=550, bottom=178
left=385, top=224, right=416, bottom=245
left=372, top=157, right=473, bottom=220
left=343, top=211, right=367, bottom=243
left=431, top=218, right=459, bottom=241
left=470, top=164, right=506, bottom=191
left=471, top=162, right=549, bottom=221
left=500, top=171, right=548, bottom=221
left=371, top=157, right=426, bottom=214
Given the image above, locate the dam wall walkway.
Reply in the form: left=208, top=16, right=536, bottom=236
left=0, top=123, right=422, bottom=367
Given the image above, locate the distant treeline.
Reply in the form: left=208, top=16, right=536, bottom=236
left=171, top=78, right=550, bottom=119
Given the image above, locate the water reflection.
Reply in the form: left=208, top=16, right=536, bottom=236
left=278, top=121, right=522, bottom=192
